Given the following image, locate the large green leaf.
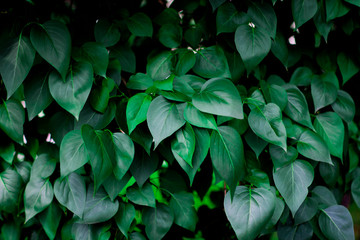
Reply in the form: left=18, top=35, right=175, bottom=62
left=146, top=51, right=172, bottom=81
left=126, top=13, right=153, bottom=37
left=260, top=80, right=288, bottom=111
left=143, top=204, right=174, bottom=240
left=193, top=46, right=231, bottom=79
left=30, top=20, right=71, bottom=80
left=292, top=0, right=318, bottom=28
left=270, top=145, right=298, bottom=169
left=318, top=205, right=355, bottom=240
left=112, top=132, right=135, bottom=180
left=82, top=184, right=119, bottom=224
left=24, top=70, right=53, bottom=120
left=235, top=24, right=271, bottom=73
left=174, top=49, right=196, bottom=76
left=192, top=78, right=243, bottom=119
left=216, top=3, right=249, bottom=34
left=171, top=123, right=196, bottom=167
left=273, top=160, right=314, bottom=216
left=247, top=2, right=277, bottom=39
left=126, top=93, right=152, bottom=134
left=94, top=19, right=120, bottom=47
left=297, top=129, right=332, bottom=164
left=337, top=52, right=359, bottom=85
left=54, top=173, right=86, bottom=218
left=289, top=67, right=313, bottom=86
left=283, top=84, right=314, bottom=130
left=147, top=96, right=186, bottom=148
left=271, top=32, right=289, bottom=67
left=311, top=75, right=337, bottom=112
left=24, top=178, right=54, bottom=222
left=30, top=154, right=56, bottom=180
left=244, top=130, right=268, bottom=159
left=115, top=202, right=136, bottom=238
left=183, top=103, right=217, bottom=130
left=314, top=112, right=344, bottom=160
left=39, top=203, right=62, bottom=240
left=210, top=126, right=245, bottom=196
left=248, top=103, right=287, bottom=151
left=0, top=36, right=35, bottom=99
left=331, top=90, right=355, bottom=123
left=326, top=0, right=350, bottom=22
left=312, top=186, right=338, bottom=208
left=126, top=182, right=155, bottom=207
left=169, top=192, right=198, bottom=232
left=159, top=23, right=182, bottom=48
left=60, top=130, right=88, bottom=177
left=0, top=99, right=25, bottom=143
left=224, top=186, right=276, bottom=240
left=294, top=197, right=318, bottom=225
left=73, top=42, right=109, bottom=78
left=0, top=168, right=23, bottom=213
left=49, top=62, right=93, bottom=120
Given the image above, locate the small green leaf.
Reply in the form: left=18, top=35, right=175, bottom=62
left=0, top=99, right=25, bottom=143
left=331, top=90, right=355, bottom=123
left=126, top=93, right=152, bottom=134
left=0, top=36, right=35, bottom=99
left=115, top=202, right=136, bottom=238
left=278, top=222, right=313, bottom=240
left=169, top=192, right=198, bottom=232
left=0, top=221, right=20, bottom=240
left=126, top=182, right=155, bottom=207
left=312, top=186, right=338, bottom=208
left=130, top=151, right=159, bottom=188
left=174, top=49, right=196, bottom=76
left=294, top=197, right=318, bottom=225
left=30, top=20, right=71, bottom=80
left=260, top=80, right=288, bottom=111
left=110, top=45, right=136, bottom=73
left=248, top=2, right=277, bottom=39
left=171, top=123, right=196, bottom=167
left=0, top=142, right=15, bottom=164
left=311, top=75, right=337, bottom=112
left=159, top=23, right=182, bottom=48
left=154, top=8, right=180, bottom=25
left=273, top=160, right=314, bottom=216
left=224, top=186, right=276, bottom=240
left=94, top=19, right=120, bottom=47
left=244, top=130, right=268, bottom=159
left=290, top=67, right=313, bottom=86
left=127, top=73, right=153, bottom=90
left=143, top=203, right=174, bottom=240
left=30, top=154, right=56, bottom=180
left=216, top=3, right=249, bottom=34
left=127, top=13, right=153, bottom=37
left=297, top=129, right=332, bottom=164
left=112, top=132, right=135, bottom=180
left=39, top=203, right=62, bottom=240
left=147, top=51, right=173, bottom=81
left=292, top=0, right=318, bottom=28
left=314, top=5, right=333, bottom=42
left=209, top=0, right=226, bottom=11
left=184, top=103, right=217, bottom=130
left=192, top=78, right=243, bottom=119
left=337, top=52, right=359, bottom=85
left=0, top=168, right=23, bottom=213
left=270, top=145, right=298, bottom=169
left=344, top=0, right=360, bottom=7
left=326, top=0, right=350, bottom=22
left=147, top=96, right=186, bottom=148
left=103, top=173, right=131, bottom=201
left=318, top=205, right=355, bottom=240
left=49, top=62, right=93, bottom=120
left=271, top=32, right=289, bottom=67
left=351, top=176, right=360, bottom=209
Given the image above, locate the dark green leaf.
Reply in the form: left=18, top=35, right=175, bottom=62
left=94, top=20, right=120, bottom=47
left=0, top=221, right=20, bottom=240
left=294, top=197, right=318, bottom=225
left=30, top=154, right=56, bottom=180
left=110, top=45, right=136, bottom=73
left=292, top=0, right=318, bottom=28
left=112, top=132, right=135, bottom=180
left=0, top=168, right=23, bottom=213
left=270, top=145, right=298, bottom=169
left=351, top=176, right=360, bottom=209
left=290, top=67, right=313, bottom=86
left=143, top=204, right=174, bottom=240
left=326, top=0, right=350, bottom=22
left=103, top=173, right=131, bottom=201
left=0, top=99, right=25, bottom=143
left=75, top=101, right=116, bottom=130
left=171, top=123, right=196, bottom=167
left=314, top=5, right=333, bottom=42
left=126, top=13, right=153, bottom=37
left=278, top=222, right=313, bottom=240
left=49, top=62, right=93, bottom=120
left=216, top=3, right=249, bottom=34
left=30, top=21, right=71, bottom=80
left=248, top=2, right=277, bottom=39
left=130, top=151, right=159, bottom=187
left=244, top=129, right=268, bottom=159
left=209, top=0, right=226, bottom=11
left=271, top=32, right=289, bottom=67
left=261, top=80, right=288, bottom=110
left=39, top=203, right=62, bottom=240
left=224, top=186, right=276, bottom=240
left=14, top=161, right=31, bottom=184
left=147, top=51, right=172, bottom=81
left=159, top=24, right=182, bottom=48
left=312, top=186, right=338, bottom=208
left=154, top=8, right=180, bottom=25
left=127, top=73, right=153, bottom=90
left=169, top=192, right=198, bottom=231
left=344, top=0, right=360, bottom=7
left=311, top=75, right=337, bottom=112
left=126, top=93, right=152, bottom=134
left=174, top=49, right=196, bottom=76
left=245, top=169, right=271, bottom=189
left=49, top=111, right=74, bottom=145
left=331, top=90, right=355, bottom=123
left=0, top=37, right=35, bottom=99
left=0, top=142, right=15, bottom=164
left=115, top=202, right=136, bottom=238
left=337, top=52, right=359, bottom=85
left=126, top=182, right=155, bottom=207
left=319, top=159, right=339, bottom=186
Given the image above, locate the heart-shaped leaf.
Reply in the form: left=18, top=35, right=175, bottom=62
left=143, top=204, right=174, bottom=240
left=0, top=99, right=25, bottom=143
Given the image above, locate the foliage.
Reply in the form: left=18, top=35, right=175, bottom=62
left=1, top=0, right=360, bottom=239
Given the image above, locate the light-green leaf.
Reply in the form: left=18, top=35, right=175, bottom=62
left=143, top=203, right=174, bottom=240
left=224, top=186, right=276, bottom=240
left=273, top=160, right=314, bottom=216
left=30, top=20, right=71, bottom=80
left=0, top=36, right=35, bottom=99
left=49, top=62, right=93, bottom=120
left=192, top=78, right=243, bottom=119
left=0, top=99, right=25, bottom=143
left=126, top=93, right=152, bottom=134
left=126, top=13, right=153, bottom=37
left=292, top=0, right=318, bottom=28
left=127, top=73, right=153, bottom=90
left=183, top=103, right=217, bottom=130
left=171, top=123, right=196, bottom=167
left=30, top=154, right=56, bottom=180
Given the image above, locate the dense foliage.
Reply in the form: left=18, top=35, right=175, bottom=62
left=1, top=0, right=360, bottom=239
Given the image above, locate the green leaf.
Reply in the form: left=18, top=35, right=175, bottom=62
left=126, top=13, right=153, bottom=37
left=14, top=161, right=31, bottom=184
left=126, top=182, right=155, bottom=207
left=248, top=103, right=287, bottom=151
left=0, top=142, right=15, bottom=164
left=0, top=168, right=23, bottom=213
left=260, top=80, right=288, bottom=111
left=312, top=186, right=338, bottom=208
left=245, top=169, right=271, bottom=190
left=147, top=96, right=186, bottom=148
left=0, top=36, right=35, bottom=99
left=318, top=205, right=355, bottom=240
left=216, top=3, right=249, bottom=34
left=75, top=101, right=116, bottom=130
left=314, top=5, right=333, bottom=42
left=311, top=75, right=337, bottom=112
left=82, top=184, right=119, bottom=224
left=81, top=125, right=113, bottom=191
left=39, top=203, right=62, bottom=240
left=278, top=222, right=313, bottom=240
left=73, top=42, right=109, bottom=78
left=49, top=62, right=93, bottom=120
left=173, top=75, right=205, bottom=96
left=344, top=0, right=360, bottom=7
left=115, top=202, right=136, bottom=238
left=294, top=197, right=318, bottom=225
left=60, top=130, right=88, bottom=177
left=0, top=221, right=20, bottom=240
left=174, top=49, right=196, bottom=76
left=30, top=154, right=56, bottom=180
left=129, top=232, right=147, bottom=240
left=248, top=2, right=277, bottom=39
left=283, top=84, right=314, bottom=130
left=326, top=0, right=350, bottom=22
left=314, top=112, right=344, bottom=160
left=54, top=173, right=86, bottom=218
left=210, top=126, right=245, bottom=196
left=130, top=151, right=159, bottom=188
left=103, top=173, right=131, bottom=201
left=159, top=23, right=182, bottom=48
left=143, top=203, right=174, bottom=240
left=126, top=93, right=152, bottom=134
left=292, top=0, right=318, bottom=28
left=319, top=160, right=340, bottom=186
left=271, top=32, right=289, bottom=67
left=193, top=46, right=231, bottom=79
left=337, top=52, right=359, bottom=85
left=209, top=0, right=226, bottom=11
left=273, top=160, right=314, bottom=216
left=351, top=176, right=360, bottom=209
left=147, top=51, right=172, bottom=81
left=184, top=103, right=217, bottom=130
left=154, top=8, right=180, bottom=25
left=171, top=123, right=196, bottom=167
left=169, top=192, right=198, bottom=231
left=235, top=24, right=271, bottom=73
left=24, top=178, right=54, bottom=223
left=224, top=186, right=276, bottom=240
left=71, top=223, right=95, bottom=240
left=244, top=130, right=268, bottom=159
left=24, top=71, right=53, bottom=120
left=127, top=73, right=153, bottom=90
left=192, top=78, right=243, bottom=119
left=109, top=45, right=136, bottom=73
left=290, top=67, right=313, bottom=86
left=270, top=145, right=298, bottom=169
left=94, top=19, right=120, bottom=47
left=331, top=90, right=355, bottom=123
left=297, top=129, right=332, bottom=164
left=0, top=99, right=25, bottom=143
left=112, top=132, right=135, bottom=180
left=30, top=20, right=71, bottom=80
